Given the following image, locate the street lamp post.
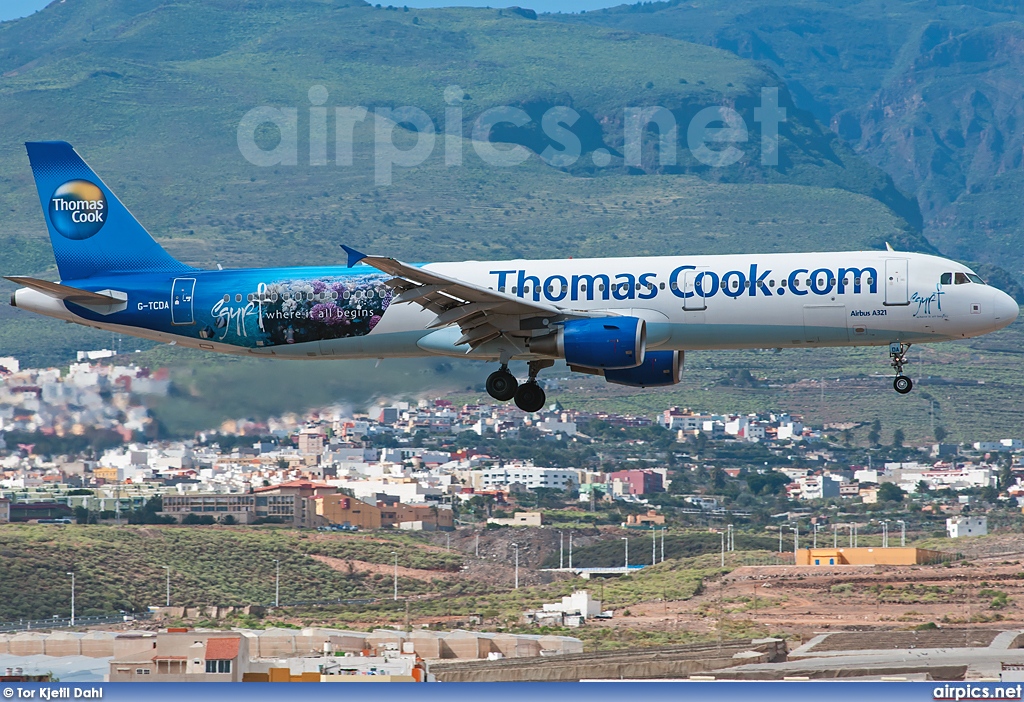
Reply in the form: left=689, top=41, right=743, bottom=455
left=274, top=559, right=280, bottom=608
left=391, top=551, right=398, bottom=601
left=621, top=537, right=629, bottom=569
left=882, top=520, right=889, bottom=548
left=812, top=524, right=819, bottom=549
left=67, top=572, right=75, bottom=627
left=792, top=525, right=799, bottom=557
left=719, top=531, right=725, bottom=567
left=164, top=566, right=170, bottom=607
left=660, top=528, right=665, bottom=563
left=727, top=524, right=734, bottom=552
left=651, top=526, right=656, bottom=565
left=512, top=543, right=520, bottom=589
left=897, top=520, right=906, bottom=547
left=560, top=532, right=564, bottom=569
left=568, top=533, right=573, bottom=569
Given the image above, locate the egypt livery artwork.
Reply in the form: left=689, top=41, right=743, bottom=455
left=199, top=273, right=393, bottom=347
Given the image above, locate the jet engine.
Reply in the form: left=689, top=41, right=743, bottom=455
left=529, top=317, right=645, bottom=369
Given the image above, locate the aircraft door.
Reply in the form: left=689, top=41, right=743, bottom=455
left=171, top=277, right=196, bottom=325
left=884, top=259, right=909, bottom=306
left=682, top=269, right=707, bottom=311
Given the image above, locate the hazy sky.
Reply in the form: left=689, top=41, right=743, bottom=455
left=0, top=0, right=622, bottom=22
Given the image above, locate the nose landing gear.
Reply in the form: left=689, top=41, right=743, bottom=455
left=889, top=342, right=914, bottom=394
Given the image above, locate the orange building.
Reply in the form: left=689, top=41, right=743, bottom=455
left=312, top=495, right=453, bottom=531
left=796, top=547, right=948, bottom=566
left=312, top=495, right=382, bottom=530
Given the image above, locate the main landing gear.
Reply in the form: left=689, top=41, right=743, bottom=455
left=485, top=360, right=552, bottom=412
left=485, top=366, right=518, bottom=402
left=889, top=342, right=914, bottom=395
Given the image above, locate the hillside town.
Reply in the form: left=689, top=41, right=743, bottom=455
left=2, top=354, right=1024, bottom=535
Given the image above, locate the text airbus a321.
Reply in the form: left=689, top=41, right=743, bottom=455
left=9, top=142, right=1019, bottom=411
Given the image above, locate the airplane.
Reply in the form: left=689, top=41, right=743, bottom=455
left=7, top=142, right=1020, bottom=412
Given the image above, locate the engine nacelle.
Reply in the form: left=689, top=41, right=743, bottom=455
left=529, top=317, right=645, bottom=369
left=603, top=350, right=683, bottom=387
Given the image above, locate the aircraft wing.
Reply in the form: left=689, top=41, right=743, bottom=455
left=341, top=245, right=587, bottom=348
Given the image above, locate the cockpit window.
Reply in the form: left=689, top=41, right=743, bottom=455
left=954, top=272, right=970, bottom=285
left=940, top=273, right=952, bottom=285
left=968, top=273, right=985, bottom=284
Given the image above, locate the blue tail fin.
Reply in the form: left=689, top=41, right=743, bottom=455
left=25, top=141, right=193, bottom=281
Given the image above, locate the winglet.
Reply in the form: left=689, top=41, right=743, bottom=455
left=885, top=242, right=895, bottom=252
left=341, top=245, right=368, bottom=268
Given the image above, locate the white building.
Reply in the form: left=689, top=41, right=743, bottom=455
left=478, top=465, right=577, bottom=491
left=946, top=516, right=988, bottom=538
left=792, top=475, right=842, bottom=500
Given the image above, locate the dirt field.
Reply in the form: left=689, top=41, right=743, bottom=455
left=602, top=554, right=1024, bottom=643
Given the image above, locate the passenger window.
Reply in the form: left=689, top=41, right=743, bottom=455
left=940, top=273, right=952, bottom=285
left=955, top=272, right=970, bottom=285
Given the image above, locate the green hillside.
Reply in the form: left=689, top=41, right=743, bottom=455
left=556, top=1, right=1024, bottom=277
left=0, top=524, right=461, bottom=621
left=0, top=0, right=920, bottom=278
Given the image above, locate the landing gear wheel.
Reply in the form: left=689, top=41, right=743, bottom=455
left=486, top=369, right=518, bottom=401
left=514, top=381, right=546, bottom=413
left=893, top=375, right=913, bottom=394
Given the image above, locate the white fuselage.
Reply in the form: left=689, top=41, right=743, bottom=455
left=13, top=250, right=1019, bottom=361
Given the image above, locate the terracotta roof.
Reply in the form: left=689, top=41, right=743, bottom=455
left=204, top=638, right=240, bottom=660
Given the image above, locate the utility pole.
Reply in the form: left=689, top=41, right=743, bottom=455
left=475, top=533, right=480, bottom=558
left=727, top=523, right=734, bottom=551
left=67, top=572, right=75, bottom=627
left=446, top=534, right=450, bottom=551
left=568, top=533, right=573, bottom=569
left=559, top=532, right=564, bottom=569
left=274, top=559, right=280, bottom=608
left=882, top=520, right=889, bottom=548
left=621, top=537, right=629, bottom=569
left=778, top=526, right=783, bottom=553
left=897, top=520, right=906, bottom=547
left=661, top=528, right=666, bottom=563
left=512, top=543, right=520, bottom=589
left=833, top=524, right=838, bottom=548
left=720, top=531, right=725, bottom=567
left=391, top=551, right=398, bottom=601
left=164, top=566, right=170, bottom=607
left=651, top=526, right=656, bottom=565
left=792, top=525, right=799, bottom=558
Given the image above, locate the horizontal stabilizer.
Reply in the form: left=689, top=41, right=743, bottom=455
left=5, top=276, right=126, bottom=305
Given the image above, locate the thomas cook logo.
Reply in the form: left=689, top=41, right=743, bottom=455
left=49, top=180, right=107, bottom=240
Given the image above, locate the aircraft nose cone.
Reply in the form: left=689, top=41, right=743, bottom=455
left=992, top=288, right=1020, bottom=328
